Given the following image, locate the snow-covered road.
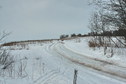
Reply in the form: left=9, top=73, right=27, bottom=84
left=41, top=42, right=126, bottom=84
left=1, top=41, right=126, bottom=84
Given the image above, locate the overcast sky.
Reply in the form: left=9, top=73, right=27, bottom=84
left=0, top=0, right=93, bottom=42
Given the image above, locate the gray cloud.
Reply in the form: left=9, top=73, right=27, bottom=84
left=0, top=0, right=92, bottom=42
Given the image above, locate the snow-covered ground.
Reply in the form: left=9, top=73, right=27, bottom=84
left=0, top=37, right=126, bottom=84
left=64, top=37, right=126, bottom=68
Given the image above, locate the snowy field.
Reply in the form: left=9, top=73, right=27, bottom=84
left=0, top=37, right=126, bottom=84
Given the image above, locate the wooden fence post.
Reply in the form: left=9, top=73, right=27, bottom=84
left=73, top=69, right=78, bottom=84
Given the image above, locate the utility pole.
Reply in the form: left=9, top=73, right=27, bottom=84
left=73, top=69, right=78, bottom=84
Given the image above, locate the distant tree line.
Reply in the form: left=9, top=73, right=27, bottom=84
left=60, top=28, right=126, bottom=39
left=88, top=29, right=126, bottom=37
left=60, top=33, right=88, bottom=39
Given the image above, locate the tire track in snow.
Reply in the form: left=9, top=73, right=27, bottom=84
left=42, top=42, right=126, bottom=84
left=64, top=43, right=126, bottom=68
left=33, top=70, right=59, bottom=84
left=33, top=43, right=69, bottom=84
left=53, top=43, right=126, bottom=82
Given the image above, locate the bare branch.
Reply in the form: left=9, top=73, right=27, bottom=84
left=0, top=31, right=11, bottom=43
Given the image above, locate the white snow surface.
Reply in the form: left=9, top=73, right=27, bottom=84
left=64, top=37, right=126, bottom=68
left=0, top=37, right=126, bottom=84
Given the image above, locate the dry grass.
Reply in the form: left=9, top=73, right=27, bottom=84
left=1, top=39, right=59, bottom=47
left=88, top=41, right=100, bottom=47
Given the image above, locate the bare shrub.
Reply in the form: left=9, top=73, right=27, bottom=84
left=17, top=60, right=27, bottom=78
left=88, top=41, right=99, bottom=47
left=0, top=50, right=14, bottom=70
left=0, top=49, right=15, bottom=77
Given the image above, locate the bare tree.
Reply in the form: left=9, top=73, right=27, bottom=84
left=88, top=0, right=126, bottom=57
left=0, top=31, right=11, bottom=44
left=104, top=0, right=126, bottom=42
left=90, top=0, right=126, bottom=31
left=89, top=0, right=126, bottom=45
left=0, top=31, right=13, bottom=71
left=89, top=9, right=109, bottom=47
